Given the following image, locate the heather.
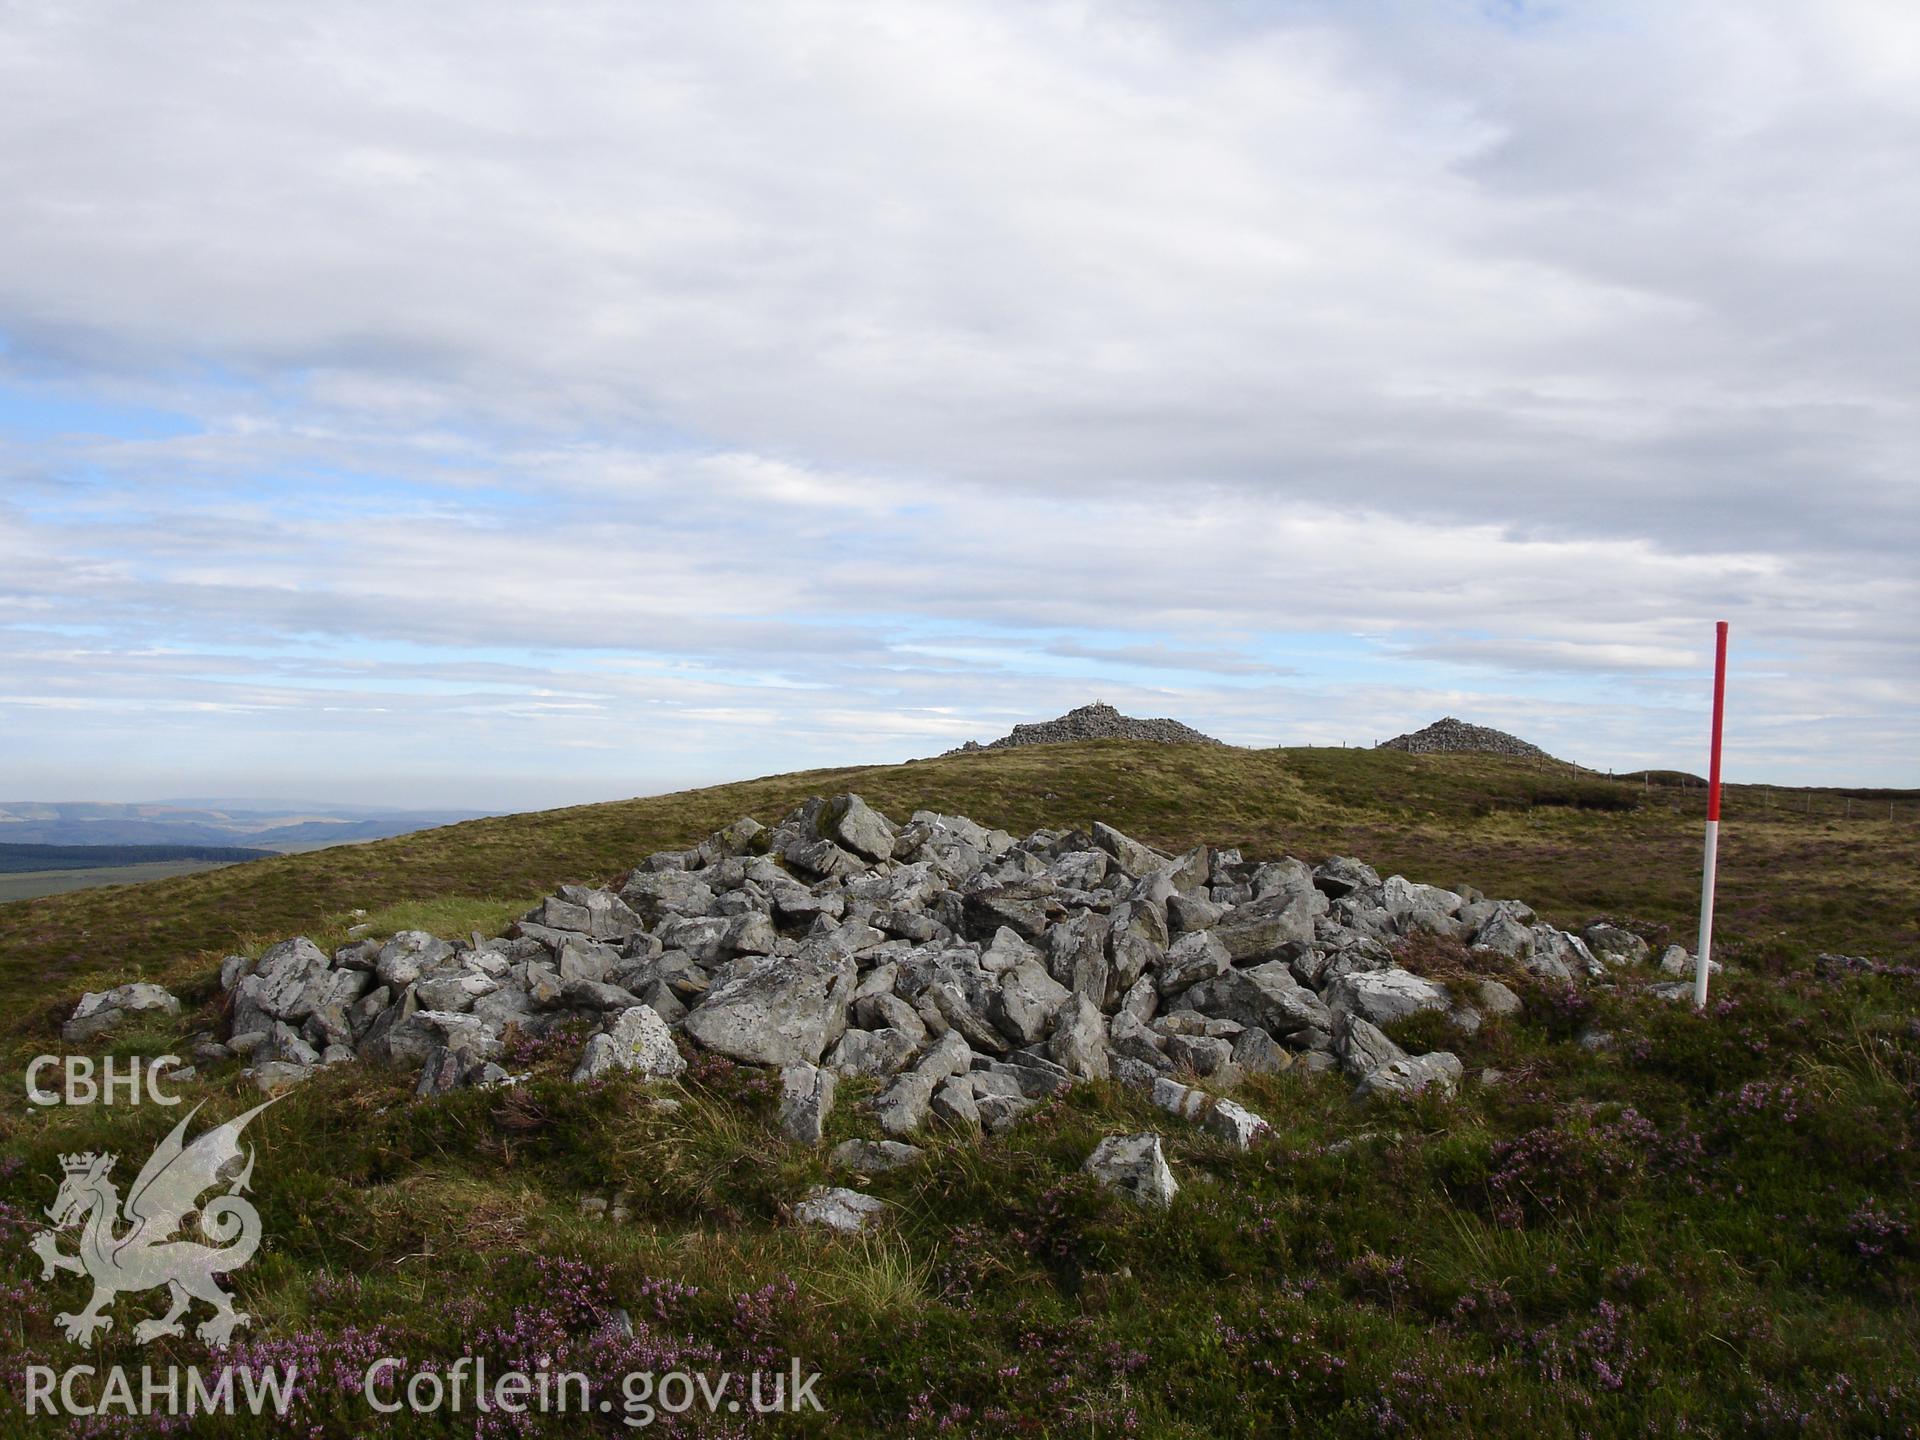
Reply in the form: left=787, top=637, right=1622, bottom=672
left=1, top=743, right=1915, bottom=1436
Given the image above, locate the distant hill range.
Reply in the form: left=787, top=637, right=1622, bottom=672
left=947, top=701, right=1226, bottom=754
left=0, top=842, right=276, bottom=874
left=0, top=800, right=487, bottom=852
left=1378, top=716, right=1555, bottom=761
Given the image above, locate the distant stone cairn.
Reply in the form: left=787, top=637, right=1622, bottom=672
left=1377, top=716, right=1551, bottom=760
left=947, top=702, right=1225, bottom=755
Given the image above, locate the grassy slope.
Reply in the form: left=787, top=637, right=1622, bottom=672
left=0, top=859, right=254, bottom=905
left=4, top=743, right=1914, bottom=1004
left=0, top=744, right=1916, bottom=1436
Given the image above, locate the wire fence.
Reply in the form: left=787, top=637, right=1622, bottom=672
left=1615, top=772, right=1920, bottom=824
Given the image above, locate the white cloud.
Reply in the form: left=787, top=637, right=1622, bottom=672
left=0, top=0, right=1915, bottom=799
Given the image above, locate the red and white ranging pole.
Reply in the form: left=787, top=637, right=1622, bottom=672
left=1694, top=621, right=1729, bottom=1009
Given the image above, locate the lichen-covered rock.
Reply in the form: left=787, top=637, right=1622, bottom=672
left=1211, top=892, right=1316, bottom=963
left=1353, top=1051, right=1463, bottom=1102
left=777, top=1062, right=838, bottom=1144
left=1333, top=1013, right=1406, bottom=1080
left=64, top=982, right=181, bottom=1043
left=1084, top=1133, right=1179, bottom=1207
left=1150, top=1077, right=1270, bottom=1149
left=1583, top=922, right=1651, bottom=968
left=1047, top=995, right=1110, bottom=1081
left=794, top=1186, right=887, bottom=1234
left=1157, top=930, right=1230, bottom=996
left=682, top=952, right=856, bottom=1066
left=1326, top=968, right=1451, bottom=1028
left=820, top=794, right=899, bottom=864
left=572, top=1005, right=686, bottom=1083
left=375, top=930, right=456, bottom=989
left=830, top=1139, right=923, bottom=1173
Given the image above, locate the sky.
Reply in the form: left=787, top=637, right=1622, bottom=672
left=1, top=0, right=1916, bottom=810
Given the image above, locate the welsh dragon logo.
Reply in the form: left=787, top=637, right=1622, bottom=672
left=31, top=1099, right=276, bottom=1347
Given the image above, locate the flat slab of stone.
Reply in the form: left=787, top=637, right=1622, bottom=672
left=794, top=1186, right=887, bottom=1234
left=64, top=983, right=181, bottom=1043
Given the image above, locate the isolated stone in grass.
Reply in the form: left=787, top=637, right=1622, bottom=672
left=794, top=1186, right=887, bottom=1234
left=1658, top=943, right=1719, bottom=977
left=1084, top=1133, right=1179, bottom=1207
left=777, top=1062, right=838, bottom=1145
left=830, top=1139, right=923, bottom=1173
left=63, top=982, right=180, bottom=1043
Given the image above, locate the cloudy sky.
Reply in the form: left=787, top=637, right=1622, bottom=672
left=2, top=0, right=1915, bottom=809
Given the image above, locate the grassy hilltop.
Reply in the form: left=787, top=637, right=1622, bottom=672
left=1, top=743, right=1916, bottom=1436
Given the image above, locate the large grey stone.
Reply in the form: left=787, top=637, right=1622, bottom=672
left=1150, top=1078, right=1270, bottom=1149
left=1106, top=900, right=1168, bottom=1001
left=1312, top=856, right=1381, bottom=900
left=1382, top=876, right=1464, bottom=920
left=1353, top=1051, right=1463, bottom=1102
left=683, top=952, right=856, bottom=1066
left=375, top=931, right=456, bottom=990
left=962, top=879, right=1058, bottom=944
left=1046, top=912, right=1111, bottom=1004
left=825, top=1025, right=921, bottom=1077
left=618, top=870, right=718, bottom=923
left=1166, top=1033, right=1235, bottom=1078
left=1212, top=893, right=1316, bottom=963
left=1230, top=1026, right=1291, bottom=1075
left=1180, top=961, right=1330, bottom=1037
left=821, top=794, right=899, bottom=864
left=1582, top=922, right=1651, bottom=968
left=932, top=1077, right=982, bottom=1132
left=777, top=1063, right=838, bottom=1144
left=64, top=982, right=181, bottom=1044
left=991, top=960, right=1071, bottom=1047
left=572, top=1005, right=687, bottom=1083
left=1472, top=909, right=1535, bottom=961
left=1326, top=968, right=1451, bottom=1027
left=873, top=1073, right=936, bottom=1137
left=1084, top=1133, right=1178, bottom=1207
left=1047, top=995, right=1110, bottom=1081
left=1091, top=822, right=1170, bottom=879
left=1157, top=930, right=1230, bottom=995
left=1333, top=1014, right=1407, bottom=1080
left=232, top=937, right=334, bottom=1030
left=830, top=1139, right=923, bottom=1173
left=794, top=1186, right=886, bottom=1234
left=1475, top=979, right=1523, bottom=1017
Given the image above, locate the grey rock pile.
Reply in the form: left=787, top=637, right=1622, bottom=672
left=946, top=701, right=1224, bottom=754
left=161, top=795, right=1679, bottom=1164
left=1377, top=716, right=1552, bottom=760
